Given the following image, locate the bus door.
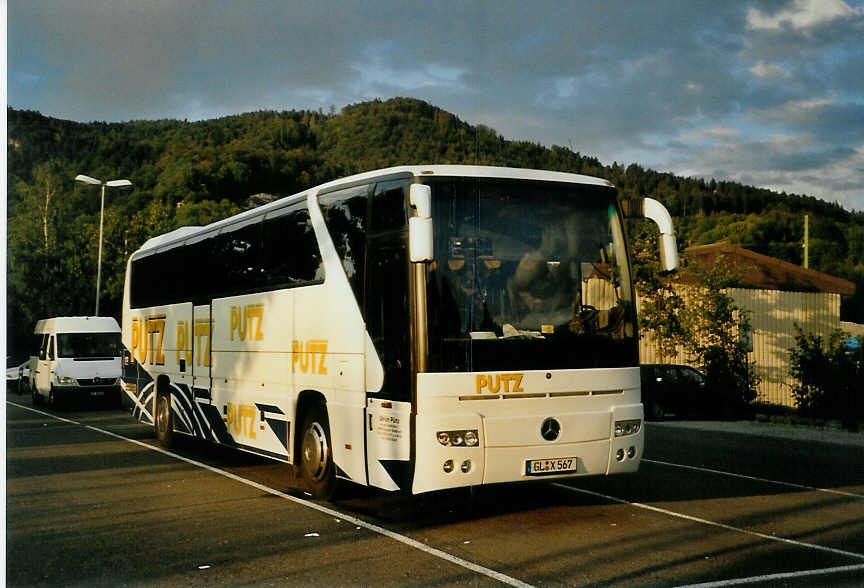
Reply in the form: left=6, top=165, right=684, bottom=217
left=192, top=304, right=212, bottom=410
left=364, top=231, right=413, bottom=491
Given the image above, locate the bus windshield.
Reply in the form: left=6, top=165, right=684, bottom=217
left=426, top=177, right=637, bottom=372
left=57, top=333, right=122, bottom=359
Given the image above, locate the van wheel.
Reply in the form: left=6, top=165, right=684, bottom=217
left=155, top=391, right=175, bottom=448
left=299, top=405, right=336, bottom=500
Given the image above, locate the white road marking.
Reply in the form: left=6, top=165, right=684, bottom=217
left=7, top=401, right=533, bottom=588
left=553, top=483, right=864, bottom=562
left=674, top=563, right=864, bottom=587
left=644, top=458, right=864, bottom=499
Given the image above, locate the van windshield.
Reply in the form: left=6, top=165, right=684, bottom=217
left=57, top=333, right=122, bottom=359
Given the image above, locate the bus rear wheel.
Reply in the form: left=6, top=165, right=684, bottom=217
left=299, top=406, right=336, bottom=500
left=155, top=391, right=175, bottom=448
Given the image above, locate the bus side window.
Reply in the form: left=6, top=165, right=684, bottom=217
left=47, top=336, right=55, bottom=361
left=262, top=205, right=323, bottom=288
left=213, top=219, right=264, bottom=297
left=319, top=185, right=370, bottom=306
left=39, top=335, right=48, bottom=361
left=371, top=180, right=409, bottom=233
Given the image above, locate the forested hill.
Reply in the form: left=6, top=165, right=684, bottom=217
left=6, top=97, right=864, bottom=351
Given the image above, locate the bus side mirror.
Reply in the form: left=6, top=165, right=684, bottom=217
left=409, top=184, right=433, bottom=262
left=622, top=197, right=679, bottom=273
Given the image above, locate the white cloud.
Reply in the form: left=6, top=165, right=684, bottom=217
left=682, top=127, right=741, bottom=142
left=747, top=0, right=856, bottom=31
left=749, top=60, right=786, bottom=79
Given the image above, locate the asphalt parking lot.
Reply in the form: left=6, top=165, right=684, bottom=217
left=5, top=389, right=864, bottom=587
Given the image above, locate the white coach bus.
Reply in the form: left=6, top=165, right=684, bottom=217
left=122, top=165, right=677, bottom=498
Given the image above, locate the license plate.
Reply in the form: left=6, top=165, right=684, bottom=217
left=525, top=457, right=578, bottom=476
left=90, top=390, right=105, bottom=397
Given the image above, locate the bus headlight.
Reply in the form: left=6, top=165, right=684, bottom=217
left=614, top=419, right=641, bottom=437
left=437, top=429, right=480, bottom=447
left=56, top=376, right=76, bottom=386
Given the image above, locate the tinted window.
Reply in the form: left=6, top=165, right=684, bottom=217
left=365, top=234, right=411, bottom=401
left=319, top=185, right=369, bottom=305
left=371, top=180, right=408, bottom=233
left=261, top=206, right=323, bottom=288
left=130, top=203, right=324, bottom=308
left=213, top=220, right=264, bottom=297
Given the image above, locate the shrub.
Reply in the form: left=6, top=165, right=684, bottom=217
left=789, top=326, right=863, bottom=429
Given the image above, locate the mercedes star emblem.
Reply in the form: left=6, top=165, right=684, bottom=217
left=541, top=417, right=561, bottom=441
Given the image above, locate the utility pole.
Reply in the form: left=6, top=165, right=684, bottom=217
left=803, top=214, right=809, bottom=269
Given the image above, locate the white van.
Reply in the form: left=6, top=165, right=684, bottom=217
left=28, top=316, right=123, bottom=407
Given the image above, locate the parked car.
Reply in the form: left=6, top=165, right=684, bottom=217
left=640, top=364, right=706, bottom=420
left=6, top=358, right=29, bottom=394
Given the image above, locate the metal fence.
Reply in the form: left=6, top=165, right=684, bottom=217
left=639, top=288, right=845, bottom=407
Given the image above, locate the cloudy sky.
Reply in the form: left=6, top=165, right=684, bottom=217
left=8, top=0, right=864, bottom=211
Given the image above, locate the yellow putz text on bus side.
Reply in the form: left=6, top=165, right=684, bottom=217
left=292, top=339, right=328, bottom=374
left=225, top=402, right=257, bottom=439
left=130, top=315, right=166, bottom=366
left=230, top=303, right=264, bottom=342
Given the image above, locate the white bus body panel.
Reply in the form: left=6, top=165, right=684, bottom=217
left=412, top=367, right=643, bottom=494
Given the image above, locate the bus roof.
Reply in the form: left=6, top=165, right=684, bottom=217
left=133, top=165, right=614, bottom=257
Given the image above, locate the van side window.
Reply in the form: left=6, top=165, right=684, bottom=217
left=47, top=336, right=55, bottom=361
left=39, top=335, right=48, bottom=360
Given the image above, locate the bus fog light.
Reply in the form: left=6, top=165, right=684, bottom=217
left=616, top=449, right=625, bottom=461
left=461, top=460, right=472, bottom=473
left=627, top=446, right=636, bottom=459
left=443, top=459, right=454, bottom=473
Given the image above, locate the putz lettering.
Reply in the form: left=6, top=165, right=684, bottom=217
left=476, top=373, right=525, bottom=394
left=230, top=304, right=264, bottom=342
left=130, top=315, right=166, bottom=366
left=225, top=402, right=257, bottom=439
left=292, top=339, right=328, bottom=374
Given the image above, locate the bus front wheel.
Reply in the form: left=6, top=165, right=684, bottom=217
left=299, top=405, right=336, bottom=500
left=155, top=391, right=175, bottom=448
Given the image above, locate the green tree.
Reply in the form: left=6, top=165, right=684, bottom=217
left=789, top=326, right=862, bottom=429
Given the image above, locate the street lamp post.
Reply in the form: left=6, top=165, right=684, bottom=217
left=75, top=174, right=133, bottom=316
